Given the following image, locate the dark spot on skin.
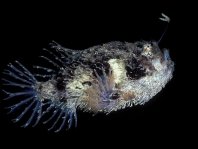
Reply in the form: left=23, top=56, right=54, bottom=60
left=55, top=77, right=66, bottom=91
left=82, top=81, right=92, bottom=86
left=126, top=58, right=147, bottom=80
left=136, top=42, right=144, bottom=49
left=126, top=66, right=146, bottom=80
left=110, top=92, right=120, bottom=100
left=75, top=86, right=81, bottom=89
left=38, top=84, right=43, bottom=90
left=54, top=70, right=68, bottom=91
left=56, top=81, right=66, bottom=90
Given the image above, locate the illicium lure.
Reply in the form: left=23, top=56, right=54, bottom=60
left=1, top=13, right=174, bottom=132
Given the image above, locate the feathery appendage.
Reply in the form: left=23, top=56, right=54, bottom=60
left=1, top=50, right=79, bottom=131
left=2, top=61, right=43, bottom=127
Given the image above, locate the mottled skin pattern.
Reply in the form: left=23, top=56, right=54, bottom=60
left=2, top=40, right=174, bottom=131
left=38, top=41, right=174, bottom=113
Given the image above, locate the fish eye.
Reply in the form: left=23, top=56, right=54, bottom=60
left=142, top=43, right=153, bottom=58
left=143, top=44, right=152, bottom=51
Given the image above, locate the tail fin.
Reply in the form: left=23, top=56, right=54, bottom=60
left=1, top=60, right=77, bottom=132
left=1, top=41, right=79, bottom=131
left=1, top=61, right=42, bottom=127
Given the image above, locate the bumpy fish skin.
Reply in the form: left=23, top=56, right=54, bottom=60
left=1, top=40, right=174, bottom=132
left=65, top=41, right=174, bottom=113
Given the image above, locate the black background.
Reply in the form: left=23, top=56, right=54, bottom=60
left=0, top=1, right=196, bottom=148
